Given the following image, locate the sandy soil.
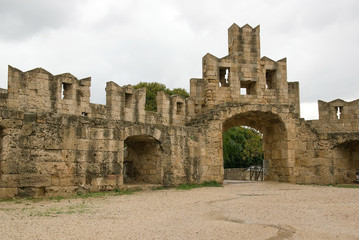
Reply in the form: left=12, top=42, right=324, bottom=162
left=1, top=181, right=359, bottom=240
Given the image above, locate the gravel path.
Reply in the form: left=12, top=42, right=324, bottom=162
left=1, top=182, right=358, bottom=239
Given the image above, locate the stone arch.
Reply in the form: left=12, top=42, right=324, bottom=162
left=332, top=140, right=359, bottom=183
left=123, top=125, right=162, bottom=143
left=222, top=110, right=289, bottom=181
left=195, top=103, right=296, bottom=183
left=123, top=134, right=164, bottom=184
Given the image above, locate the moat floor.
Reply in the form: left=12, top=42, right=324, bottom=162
left=1, top=182, right=358, bottom=239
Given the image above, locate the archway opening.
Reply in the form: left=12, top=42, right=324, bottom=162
left=222, top=111, right=288, bottom=181
left=223, top=126, right=263, bottom=181
left=123, top=135, right=163, bottom=184
left=332, top=141, right=359, bottom=184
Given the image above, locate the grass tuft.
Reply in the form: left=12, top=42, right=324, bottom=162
left=153, top=186, right=170, bottom=191
left=0, top=188, right=143, bottom=204
left=0, top=198, right=15, bottom=203
left=176, top=181, right=222, bottom=190
left=76, top=191, right=107, bottom=198
left=75, top=188, right=141, bottom=198
left=48, top=196, right=65, bottom=202
left=29, top=203, right=90, bottom=217
left=114, top=189, right=140, bottom=195
left=334, top=184, right=359, bottom=188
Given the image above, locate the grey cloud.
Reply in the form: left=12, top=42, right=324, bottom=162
left=0, top=0, right=82, bottom=41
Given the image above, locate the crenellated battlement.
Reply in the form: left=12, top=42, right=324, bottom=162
left=1, top=24, right=302, bottom=124
left=303, top=99, right=359, bottom=133
left=189, top=24, right=299, bottom=116
left=5, top=66, right=91, bottom=116
left=318, top=99, right=359, bottom=121
left=1, top=66, right=196, bottom=127
left=1, top=24, right=355, bottom=130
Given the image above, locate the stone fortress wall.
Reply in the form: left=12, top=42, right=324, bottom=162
left=0, top=23, right=358, bottom=198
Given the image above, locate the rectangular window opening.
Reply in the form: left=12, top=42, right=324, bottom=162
left=335, top=106, right=343, bottom=119
left=177, top=102, right=184, bottom=114
left=125, top=93, right=133, bottom=108
left=219, top=67, right=230, bottom=87
left=240, top=81, right=256, bottom=95
left=265, top=69, right=276, bottom=89
left=62, top=83, right=72, bottom=99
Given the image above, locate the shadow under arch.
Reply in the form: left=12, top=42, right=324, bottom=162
left=124, top=134, right=164, bottom=184
left=332, top=140, right=359, bottom=183
left=222, top=111, right=289, bottom=181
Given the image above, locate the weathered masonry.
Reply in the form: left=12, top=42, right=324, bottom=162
left=0, top=23, right=358, bottom=198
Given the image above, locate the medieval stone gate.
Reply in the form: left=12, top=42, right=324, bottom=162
left=0, top=23, right=358, bottom=198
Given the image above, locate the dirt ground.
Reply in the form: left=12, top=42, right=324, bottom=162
left=1, top=181, right=358, bottom=240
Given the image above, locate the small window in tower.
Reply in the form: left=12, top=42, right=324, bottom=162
left=219, top=67, right=230, bottom=87
left=177, top=102, right=184, bottom=114
left=240, top=81, right=256, bottom=95
left=335, top=106, right=343, bottom=119
left=125, top=93, right=132, bottom=108
left=61, top=83, right=72, bottom=99
left=265, top=70, right=276, bottom=89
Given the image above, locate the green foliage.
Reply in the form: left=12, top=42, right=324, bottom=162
left=133, top=82, right=189, bottom=111
left=153, top=186, right=170, bottom=191
left=223, top=127, right=263, bottom=168
left=176, top=181, right=222, bottom=190
left=0, top=198, right=15, bottom=202
left=169, top=88, right=190, bottom=98
left=48, top=196, right=65, bottom=202
left=29, top=204, right=90, bottom=217
left=334, top=184, right=359, bottom=188
left=200, top=181, right=223, bottom=187
left=76, top=189, right=140, bottom=198
left=2, top=189, right=142, bottom=204
left=114, top=188, right=141, bottom=195
left=76, top=191, right=107, bottom=198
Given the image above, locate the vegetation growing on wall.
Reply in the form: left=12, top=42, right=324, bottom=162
left=223, top=127, right=263, bottom=168
left=133, top=82, right=189, bottom=111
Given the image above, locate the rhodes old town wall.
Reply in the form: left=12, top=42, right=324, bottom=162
left=0, top=24, right=358, bottom=198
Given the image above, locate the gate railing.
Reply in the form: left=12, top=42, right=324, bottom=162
left=249, top=165, right=263, bottom=181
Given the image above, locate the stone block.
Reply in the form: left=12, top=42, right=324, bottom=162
left=17, top=174, right=51, bottom=187
left=45, top=186, right=78, bottom=197
left=1, top=119, right=22, bottom=128
left=77, top=139, right=89, bottom=151
left=104, top=174, right=119, bottom=186
left=0, top=188, right=18, bottom=198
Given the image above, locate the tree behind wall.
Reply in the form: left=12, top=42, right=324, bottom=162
left=223, top=127, right=263, bottom=168
left=133, top=82, right=189, bottom=112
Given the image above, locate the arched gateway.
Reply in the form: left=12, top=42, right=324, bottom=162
left=0, top=24, right=358, bottom=198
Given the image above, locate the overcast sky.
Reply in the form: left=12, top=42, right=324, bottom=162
left=0, top=0, right=358, bottom=120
